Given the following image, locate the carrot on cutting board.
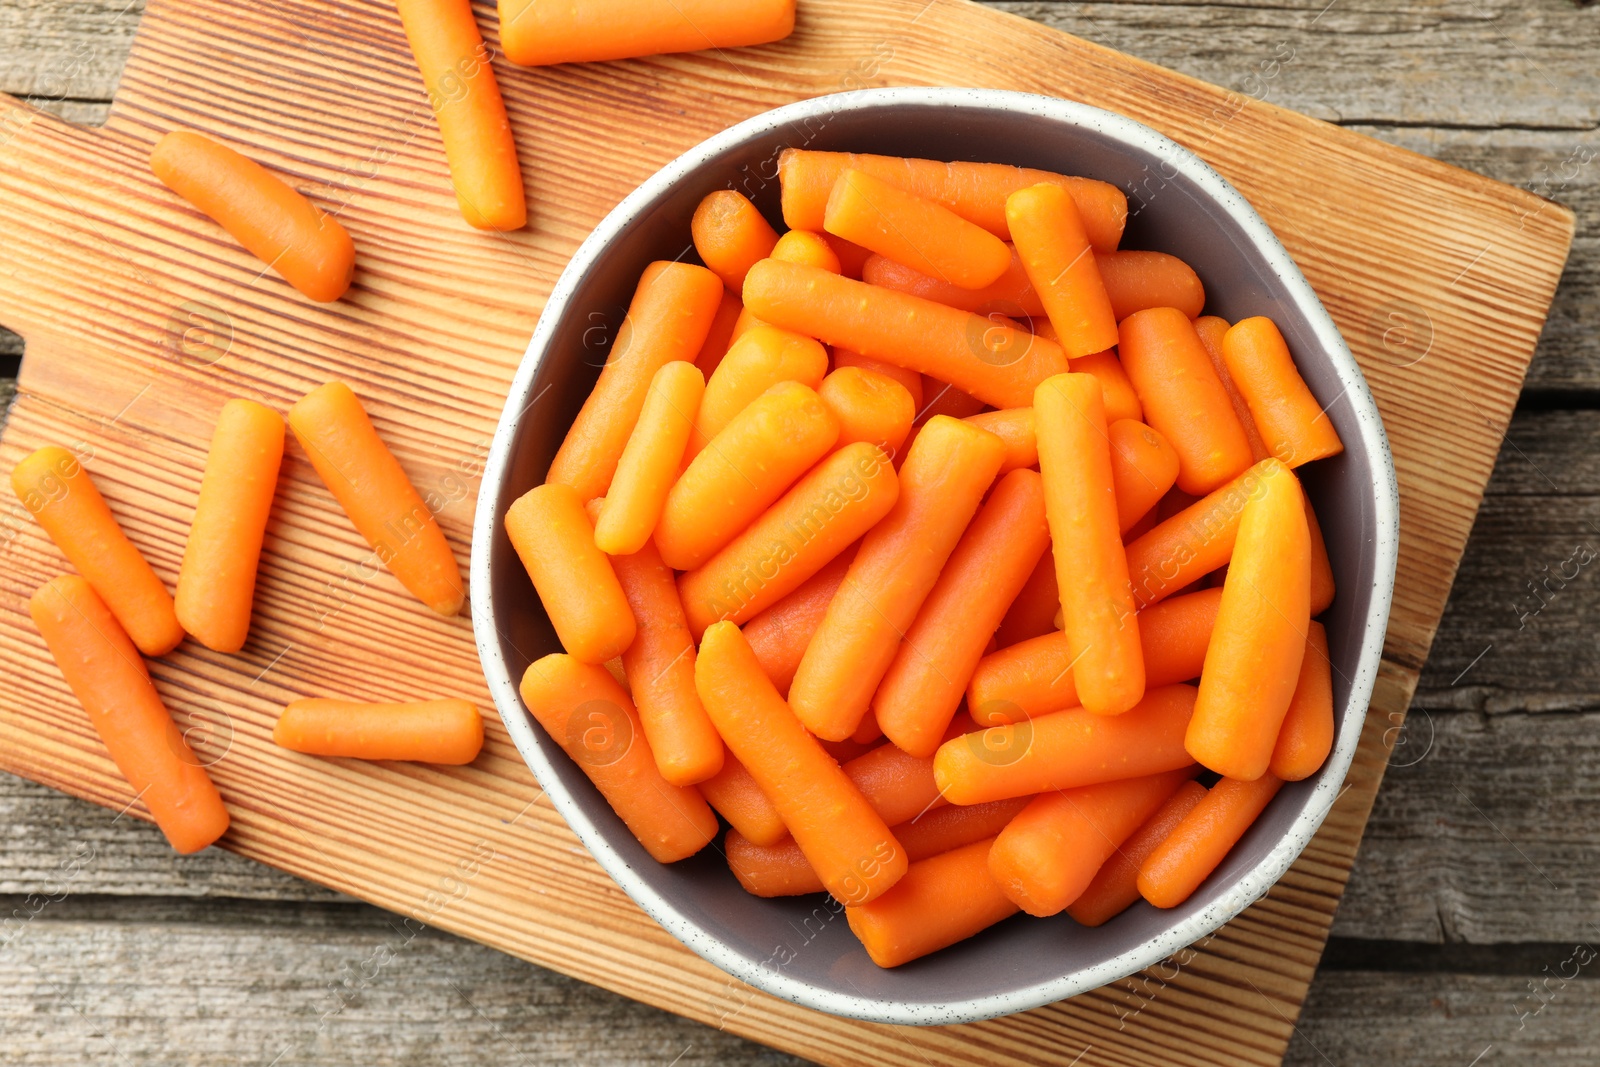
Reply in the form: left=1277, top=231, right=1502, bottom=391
left=12, top=445, right=185, bottom=657
left=273, top=698, right=483, bottom=763
left=1124, top=457, right=1278, bottom=608
left=1108, top=418, right=1180, bottom=533
left=505, top=482, right=635, bottom=663
left=30, top=576, right=229, bottom=854
left=1139, top=773, right=1285, bottom=908
left=1007, top=183, right=1118, bottom=358
left=847, top=837, right=1019, bottom=968
left=695, top=622, right=907, bottom=904
left=687, top=323, right=827, bottom=459
left=175, top=399, right=285, bottom=653
left=817, top=367, right=916, bottom=454
left=1068, top=779, right=1207, bottom=926
left=288, top=382, right=464, bottom=616
left=824, top=169, right=1012, bottom=290
left=691, top=190, right=780, bottom=292
left=1270, top=620, right=1335, bottom=781
left=965, top=408, right=1037, bottom=475
left=1222, top=317, right=1344, bottom=468
left=547, top=261, right=724, bottom=502
left=150, top=131, right=355, bottom=302
left=1096, top=250, right=1206, bottom=321
left=1193, top=315, right=1270, bottom=463
left=693, top=289, right=745, bottom=377
left=740, top=546, right=856, bottom=696
left=499, top=0, right=795, bottom=65
left=593, top=361, right=704, bottom=556
left=699, top=752, right=786, bottom=846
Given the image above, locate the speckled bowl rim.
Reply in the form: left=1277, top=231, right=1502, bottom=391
left=471, top=86, right=1400, bottom=1026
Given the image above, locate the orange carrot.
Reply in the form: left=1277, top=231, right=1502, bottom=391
left=989, top=768, right=1196, bottom=916
left=699, top=752, right=787, bottom=846
left=693, top=289, right=745, bottom=377
left=1096, top=250, right=1206, bottom=321
left=1108, top=418, right=1180, bottom=533
left=778, top=149, right=1127, bottom=251
left=891, top=796, right=1031, bottom=860
left=499, top=0, right=796, bottom=65
left=1124, top=458, right=1278, bottom=608
left=505, top=482, right=635, bottom=663
left=695, top=622, right=906, bottom=904
left=842, top=739, right=946, bottom=828
left=677, top=442, right=896, bottom=635
left=547, top=261, right=724, bottom=501
left=175, top=399, right=285, bottom=653
left=771, top=229, right=841, bottom=273
left=1123, top=506, right=1160, bottom=544
left=1187, top=461, right=1310, bottom=780
left=395, top=0, right=525, bottom=231
left=818, top=366, right=916, bottom=454
left=12, top=446, right=184, bottom=657
left=288, top=382, right=464, bottom=616
left=692, top=190, right=780, bottom=292
left=1007, top=183, right=1118, bottom=358
left=149, top=131, right=355, bottom=302
left=846, top=837, right=1019, bottom=967
left=933, top=684, right=1198, bottom=805
left=1068, top=349, right=1144, bottom=425
left=741, top=546, right=855, bottom=696
left=29, top=576, right=229, bottom=853
left=742, top=259, right=1067, bottom=409
left=994, top=551, right=1059, bottom=648
left=1306, top=491, right=1336, bottom=615
left=1035, top=373, right=1145, bottom=716
left=687, top=323, right=828, bottom=459
left=832, top=349, right=924, bottom=411
left=916, top=377, right=987, bottom=422
left=521, top=654, right=718, bottom=862
left=1222, top=317, right=1344, bottom=468
left=593, top=361, right=704, bottom=556
left=862, top=247, right=1043, bottom=319
left=965, top=408, right=1036, bottom=474
left=725, top=829, right=826, bottom=897
left=1138, top=773, right=1284, bottom=908
left=1067, top=779, right=1207, bottom=926
left=272, top=698, right=484, bottom=763
left=822, top=233, right=873, bottom=278
left=788, top=416, right=1005, bottom=740
left=875, top=469, right=1051, bottom=756
left=1269, top=621, right=1334, bottom=781
left=824, top=168, right=1011, bottom=290
left=1193, top=315, right=1270, bottom=462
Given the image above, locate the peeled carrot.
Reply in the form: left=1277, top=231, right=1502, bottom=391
left=891, top=796, right=1031, bottom=860
left=822, top=233, right=873, bottom=278
left=832, top=349, right=924, bottom=411
left=1306, top=491, right=1336, bottom=615
left=1187, top=461, right=1310, bottom=780
left=863, top=248, right=1043, bottom=319
left=741, top=546, right=855, bottom=696
left=726, top=229, right=843, bottom=342
left=789, top=416, right=1005, bottom=740
left=875, top=469, right=1051, bottom=756
left=818, top=367, right=916, bottom=454
left=272, top=698, right=483, bottom=763
left=1269, top=621, right=1334, bottom=781
left=288, top=382, right=464, bottom=616
left=693, top=289, right=745, bottom=377
left=656, top=380, right=839, bottom=571
left=687, top=323, right=827, bottom=459
left=677, top=442, right=896, bottom=635
left=1124, top=458, right=1277, bottom=608
left=778, top=149, right=1128, bottom=251
left=1097, top=250, right=1206, bottom=321
left=12, top=446, right=184, bottom=657
left=692, top=190, right=780, bottom=292
left=824, top=169, right=1011, bottom=290
left=1068, top=779, right=1207, bottom=926
left=1222, top=317, right=1344, bottom=468
left=521, top=655, right=718, bottom=862
left=593, top=361, right=704, bottom=556
left=499, top=0, right=796, bottom=65
left=695, top=622, right=906, bottom=904
left=1139, top=773, right=1284, bottom=908
left=149, top=131, right=354, bottom=302
left=847, top=837, right=1019, bottom=967
left=989, top=768, right=1196, bottom=916
left=547, top=261, right=724, bottom=501
left=743, top=259, right=1067, bottom=409
left=933, top=684, right=1198, bottom=805
left=965, top=408, right=1036, bottom=474
left=1108, top=419, right=1180, bottom=533
left=916, top=377, right=986, bottom=422
left=175, top=399, right=284, bottom=653
left=1068, top=349, right=1143, bottom=425
left=726, top=829, right=826, bottom=897
left=995, top=552, right=1059, bottom=648
left=1035, top=373, right=1145, bottom=716
left=395, top=0, right=525, bottom=231
left=29, top=576, right=229, bottom=854
left=1007, top=183, right=1118, bottom=358
left=505, top=483, right=635, bottom=663
left=699, top=752, right=787, bottom=846
left=1194, top=315, right=1270, bottom=462
left=842, top=738, right=947, bottom=829
left=1118, top=308, right=1255, bottom=496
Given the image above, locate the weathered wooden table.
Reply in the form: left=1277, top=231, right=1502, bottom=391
left=0, top=0, right=1593, bottom=1063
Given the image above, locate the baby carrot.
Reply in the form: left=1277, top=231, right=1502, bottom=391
left=1108, top=418, right=1180, bottom=533
left=916, top=377, right=986, bottom=422
left=1124, top=458, right=1278, bottom=608
left=863, top=247, right=1044, bottom=318
left=726, top=829, right=826, bottom=897
left=989, top=768, right=1196, bottom=916
left=818, top=367, right=916, bottom=454
left=824, top=169, right=1011, bottom=290
left=699, top=752, right=786, bottom=846
left=149, top=131, right=354, bottom=303
left=778, top=149, right=1128, bottom=251
left=30, top=576, right=229, bottom=854
left=843, top=740, right=946, bottom=829
left=1269, top=621, right=1334, bottom=781
left=1139, top=773, right=1285, bottom=908
left=1007, top=184, right=1118, bottom=358
left=789, top=416, right=1005, bottom=741
left=1119, top=308, right=1255, bottom=495
left=547, top=261, right=724, bottom=502
left=995, top=552, right=1059, bottom=648
left=687, top=323, right=828, bottom=459
left=965, top=408, right=1036, bottom=474
left=693, top=289, right=745, bottom=377
left=771, top=229, right=841, bottom=272
left=742, top=259, right=1068, bottom=409
left=677, top=442, right=897, bottom=635
left=521, top=655, right=718, bottom=862
left=891, top=796, right=1032, bottom=861
left=695, top=622, right=907, bottom=904
left=1096, top=250, right=1206, bottom=321
left=692, top=190, right=780, bottom=292
left=657, top=381, right=841, bottom=571
left=272, top=698, right=484, bottom=763
left=288, top=382, right=464, bottom=616
left=875, top=469, right=1051, bottom=756
left=933, top=684, right=1198, bottom=805
left=505, top=483, right=635, bottom=663
left=1035, top=373, right=1145, bottom=716
left=1187, top=461, right=1310, bottom=780
left=499, top=0, right=796, bottom=65
left=396, top=0, right=525, bottom=231
left=823, top=233, right=873, bottom=278
left=12, top=446, right=184, bottom=657
left=1069, top=349, right=1144, bottom=425
left=1194, top=315, right=1270, bottom=462
left=847, top=837, right=1019, bottom=967
left=1222, top=317, right=1344, bottom=468
left=593, top=361, right=704, bottom=555
left=1067, top=779, right=1207, bottom=926
left=1306, top=492, right=1336, bottom=615
left=741, top=546, right=855, bottom=696
left=175, top=399, right=284, bottom=653
left=833, top=349, right=924, bottom=411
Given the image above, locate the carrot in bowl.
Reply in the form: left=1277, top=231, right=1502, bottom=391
left=1138, top=772, right=1285, bottom=909
left=833, top=348, right=924, bottom=411
left=699, top=752, right=786, bottom=846
left=846, top=837, right=1019, bottom=968
left=1123, top=457, right=1279, bottom=608
left=693, top=289, right=745, bottom=377
left=1193, top=315, right=1270, bottom=463
left=817, top=366, right=916, bottom=454
left=1096, top=250, right=1206, bottom=321
left=1007, top=183, right=1118, bottom=358
left=593, top=360, right=704, bottom=556
left=824, top=169, right=1012, bottom=290
left=862, top=247, right=1043, bottom=319
left=691, top=189, right=780, bottom=293
left=272, top=698, right=484, bottom=763
left=964, top=408, right=1036, bottom=475
left=499, top=0, right=796, bottom=66
left=740, top=546, right=856, bottom=696
left=1067, top=778, right=1207, bottom=926
left=687, top=323, right=827, bottom=459
left=1108, top=418, right=1180, bottom=533
left=506, top=482, right=636, bottom=663
left=1269, top=620, right=1335, bottom=782
left=1222, top=316, right=1345, bottom=468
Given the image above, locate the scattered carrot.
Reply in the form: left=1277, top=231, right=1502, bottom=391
left=699, top=751, right=786, bottom=846
left=1269, top=621, right=1334, bottom=781
left=1108, top=419, right=1180, bottom=533
left=824, top=169, right=1011, bottom=290
left=1068, top=779, right=1207, bottom=926
left=687, top=323, right=827, bottom=459
left=693, top=289, right=745, bottom=377
left=1222, top=317, right=1344, bottom=468
left=994, top=551, right=1059, bottom=648
left=1007, top=183, right=1118, bottom=358
left=499, top=0, right=796, bottom=65
left=1096, top=250, right=1206, bottom=321
left=691, top=190, right=780, bottom=292
left=965, top=408, right=1036, bottom=474
left=817, top=367, right=916, bottom=454
left=505, top=482, right=635, bottom=663
left=847, top=837, right=1019, bottom=967
left=740, top=546, right=856, bottom=696
left=272, top=697, right=484, bottom=763
left=833, top=348, right=924, bottom=411
left=1124, top=458, right=1278, bottom=608
left=593, top=361, right=704, bottom=556
left=1194, top=315, right=1270, bottom=462
left=1138, top=773, right=1285, bottom=908
left=1305, top=491, right=1336, bottom=615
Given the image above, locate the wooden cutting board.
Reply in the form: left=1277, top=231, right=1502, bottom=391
left=0, top=0, right=1573, bottom=1062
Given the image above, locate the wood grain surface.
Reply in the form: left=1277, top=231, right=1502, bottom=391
left=0, top=0, right=1584, bottom=1064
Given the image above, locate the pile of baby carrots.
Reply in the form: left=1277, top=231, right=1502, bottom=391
left=510, top=146, right=1345, bottom=968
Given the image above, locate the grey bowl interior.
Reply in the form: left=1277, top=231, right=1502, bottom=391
left=471, top=87, right=1398, bottom=1025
